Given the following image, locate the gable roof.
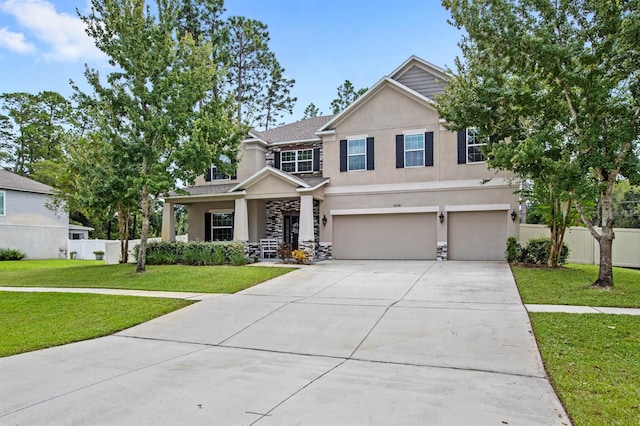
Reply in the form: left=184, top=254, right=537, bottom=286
left=317, top=56, right=447, bottom=132
left=0, top=169, right=53, bottom=195
left=251, top=115, right=335, bottom=144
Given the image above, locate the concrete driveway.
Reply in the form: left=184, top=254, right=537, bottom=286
left=0, top=261, right=570, bottom=425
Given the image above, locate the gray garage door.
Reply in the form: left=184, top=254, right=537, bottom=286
left=332, top=213, right=437, bottom=260
left=447, top=211, right=507, bottom=261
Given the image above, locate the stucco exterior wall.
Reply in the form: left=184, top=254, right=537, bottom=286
left=187, top=200, right=235, bottom=241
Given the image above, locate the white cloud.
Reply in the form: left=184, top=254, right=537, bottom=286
left=0, top=0, right=104, bottom=62
left=0, top=27, right=34, bottom=53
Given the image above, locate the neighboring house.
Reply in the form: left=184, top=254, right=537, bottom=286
left=0, top=169, right=69, bottom=259
left=163, top=56, right=520, bottom=260
left=69, top=224, right=94, bottom=240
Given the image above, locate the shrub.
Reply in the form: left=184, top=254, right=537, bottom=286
left=0, top=248, right=26, bottom=261
left=291, top=249, right=309, bottom=264
left=277, top=243, right=292, bottom=263
left=505, top=237, right=520, bottom=263
left=520, top=237, right=569, bottom=265
left=133, top=241, right=246, bottom=266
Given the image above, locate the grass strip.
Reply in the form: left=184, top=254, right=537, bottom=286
left=512, top=264, right=640, bottom=308
left=0, top=262, right=295, bottom=293
left=530, top=313, right=640, bottom=426
left=0, top=292, right=192, bottom=357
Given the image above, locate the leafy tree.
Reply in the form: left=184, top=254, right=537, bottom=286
left=302, top=103, right=321, bottom=119
left=438, top=0, right=640, bottom=287
left=0, top=91, right=71, bottom=177
left=258, top=55, right=296, bottom=130
left=331, top=80, right=367, bottom=114
left=613, top=181, right=640, bottom=228
left=79, top=0, right=245, bottom=272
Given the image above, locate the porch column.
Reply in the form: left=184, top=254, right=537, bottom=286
left=161, top=202, right=175, bottom=242
left=299, top=195, right=314, bottom=242
left=233, top=198, right=249, bottom=241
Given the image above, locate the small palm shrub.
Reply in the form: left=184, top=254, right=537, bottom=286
left=0, top=248, right=26, bottom=261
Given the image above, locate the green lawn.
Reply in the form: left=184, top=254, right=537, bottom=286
left=511, top=263, right=640, bottom=308
left=0, top=260, right=295, bottom=293
left=0, top=292, right=192, bottom=357
left=530, top=313, right=640, bottom=426
left=512, top=264, right=640, bottom=424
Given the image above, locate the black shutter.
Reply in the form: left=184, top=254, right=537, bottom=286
left=366, top=137, right=374, bottom=170
left=339, top=139, right=347, bottom=172
left=204, top=213, right=211, bottom=242
left=457, top=130, right=467, bottom=164
left=313, top=147, right=320, bottom=171
left=395, top=134, right=404, bottom=168
left=230, top=158, right=237, bottom=180
left=425, top=132, right=434, bottom=167
left=205, top=166, right=212, bottom=181
left=274, top=151, right=281, bottom=169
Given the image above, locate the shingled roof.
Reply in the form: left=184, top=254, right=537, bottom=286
left=252, top=115, right=335, bottom=144
left=0, top=169, right=53, bottom=194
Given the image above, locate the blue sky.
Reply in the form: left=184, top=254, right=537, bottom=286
left=0, top=0, right=463, bottom=121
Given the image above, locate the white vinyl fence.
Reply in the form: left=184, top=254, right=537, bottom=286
left=69, top=235, right=188, bottom=265
left=519, top=224, right=640, bottom=268
left=67, top=239, right=120, bottom=265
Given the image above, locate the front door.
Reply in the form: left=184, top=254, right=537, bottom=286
left=283, top=214, right=300, bottom=250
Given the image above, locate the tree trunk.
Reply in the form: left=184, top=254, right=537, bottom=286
left=117, top=204, right=130, bottom=264
left=594, top=187, right=615, bottom=288
left=136, top=183, right=151, bottom=273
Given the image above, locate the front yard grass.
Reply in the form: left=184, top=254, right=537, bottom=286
left=530, top=313, right=640, bottom=426
left=512, top=264, right=640, bottom=424
left=511, top=263, right=640, bottom=308
left=0, top=260, right=295, bottom=293
left=0, top=292, right=192, bottom=357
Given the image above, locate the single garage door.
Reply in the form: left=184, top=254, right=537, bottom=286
left=447, top=211, right=507, bottom=260
left=332, top=213, right=437, bottom=260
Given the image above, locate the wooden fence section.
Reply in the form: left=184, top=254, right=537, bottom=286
left=519, top=224, right=640, bottom=268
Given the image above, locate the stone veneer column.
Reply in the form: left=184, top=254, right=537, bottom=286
left=233, top=198, right=249, bottom=242
left=161, top=202, right=175, bottom=242
left=298, top=195, right=315, bottom=258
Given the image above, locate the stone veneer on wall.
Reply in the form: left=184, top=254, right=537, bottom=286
left=266, top=143, right=323, bottom=178
left=265, top=199, right=320, bottom=245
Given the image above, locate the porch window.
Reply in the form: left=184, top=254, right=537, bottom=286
left=466, top=128, right=487, bottom=163
left=348, top=138, right=366, bottom=171
left=281, top=149, right=313, bottom=173
left=404, top=133, right=425, bottom=167
left=0, top=191, right=4, bottom=215
left=211, top=212, right=233, bottom=241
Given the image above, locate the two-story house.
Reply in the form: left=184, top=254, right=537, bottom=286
left=0, top=169, right=69, bottom=259
left=162, top=56, right=519, bottom=261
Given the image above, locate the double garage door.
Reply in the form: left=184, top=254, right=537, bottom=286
left=332, top=210, right=507, bottom=261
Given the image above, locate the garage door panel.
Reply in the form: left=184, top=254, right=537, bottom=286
left=448, top=211, right=507, bottom=261
left=333, top=214, right=436, bottom=260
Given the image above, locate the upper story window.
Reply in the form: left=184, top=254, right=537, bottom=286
left=0, top=191, right=4, bottom=215
left=466, top=128, right=488, bottom=163
left=348, top=138, right=366, bottom=171
left=206, top=155, right=235, bottom=181
left=395, top=132, right=434, bottom=168
left=281, top=149, right=313, bottom=173
left=404, top=133, right=425, bottom=167
left=339, top=137, right=374, bottom=172
left=457, top=128, right=488, bottom=164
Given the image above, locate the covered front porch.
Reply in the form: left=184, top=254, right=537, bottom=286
left=162, top=167, right=330, bottom=259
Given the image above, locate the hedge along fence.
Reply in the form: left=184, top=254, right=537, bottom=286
left=132, top=241, right=247, bottom=266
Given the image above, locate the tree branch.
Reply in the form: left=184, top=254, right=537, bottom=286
left=574, top=200, right=601, bottom=241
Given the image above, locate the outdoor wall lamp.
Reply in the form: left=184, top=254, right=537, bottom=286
left=439, top=211, right=445, bottom=224
left=322, top=215, right=327, bottom=226
left=511, top=210, right=518, bottom=222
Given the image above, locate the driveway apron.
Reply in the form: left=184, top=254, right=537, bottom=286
left=0, top=261, right=570, bottom=425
